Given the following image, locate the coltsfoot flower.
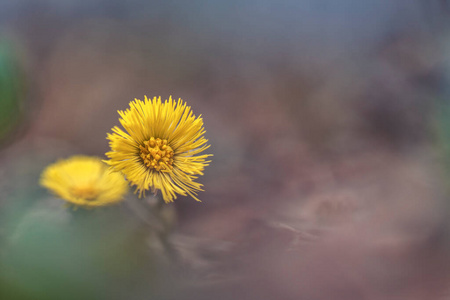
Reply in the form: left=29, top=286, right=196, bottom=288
left=40, top=156, right=128, bottom=208
left=105, top=96, right=211, bottom=203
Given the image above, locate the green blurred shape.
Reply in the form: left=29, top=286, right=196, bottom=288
left=434, top=100, right=450, bottom=173
left=0, top=39, right=25, bottom=144
left=0, top=201, right=164, bottom=300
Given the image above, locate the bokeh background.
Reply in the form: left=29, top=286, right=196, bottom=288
left=1, top=1, right=450, bottom=299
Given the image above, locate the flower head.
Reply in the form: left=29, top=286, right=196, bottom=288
left=40, top=156, right=128, bottom=208
left=105, top=96, right=211, bottom=203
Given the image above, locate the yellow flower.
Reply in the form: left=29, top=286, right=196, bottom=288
left=105, top=96, right=211, bottom=203
left=40, top=156, right=128, bottom=208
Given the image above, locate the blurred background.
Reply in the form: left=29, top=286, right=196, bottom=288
left=1, top=0, right=450, bottom=299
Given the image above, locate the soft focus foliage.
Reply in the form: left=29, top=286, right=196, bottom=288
left=0, top=202, right=164, bottom=300
left=0, top=39, right=25, bottom=143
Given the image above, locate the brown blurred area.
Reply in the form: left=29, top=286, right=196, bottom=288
left=2, top=1, right=450, bottom=299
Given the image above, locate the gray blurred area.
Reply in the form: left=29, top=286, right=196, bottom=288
left=1, top=1, right=450, bottom=299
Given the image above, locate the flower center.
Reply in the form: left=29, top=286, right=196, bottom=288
left=71, top=185, right=99, bottom=200
left=139, top=137, right=174, bottom=172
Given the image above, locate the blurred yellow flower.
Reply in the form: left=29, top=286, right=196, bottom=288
left=40, top=156, right=128, bottom=208
left=105, top=96, right=211, bottom=203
